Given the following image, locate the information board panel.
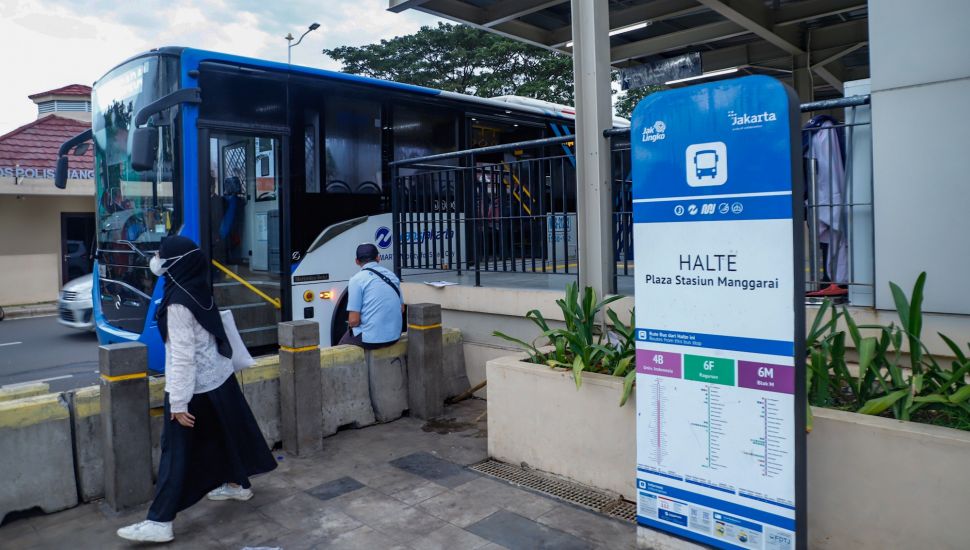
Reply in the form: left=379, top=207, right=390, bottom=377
left=631, top=76, right=805, bottom=549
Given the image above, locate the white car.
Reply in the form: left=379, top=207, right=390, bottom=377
left=58, top=274, right=94, bottom=331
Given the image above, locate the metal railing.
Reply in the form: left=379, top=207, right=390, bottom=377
left=391, top=135, right=579, bottom=287
left=393, top=95, right=874, bottom=303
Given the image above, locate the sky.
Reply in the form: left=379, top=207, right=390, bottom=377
left=0, top=0, right=446, bottom=135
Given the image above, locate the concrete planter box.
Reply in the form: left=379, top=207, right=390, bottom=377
left=486, top=354, right=970, bottom=549
left=486, top=354, right=637, bottom=500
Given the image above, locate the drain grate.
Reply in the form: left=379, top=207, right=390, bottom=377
left=601, top=499, right=638, bottom=522
left=470, top=459, right=637, bottom=523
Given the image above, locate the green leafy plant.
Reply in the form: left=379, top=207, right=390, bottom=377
left=808, top=273, right=970, bottom=429
left=493, top=282, right=637, bottom=406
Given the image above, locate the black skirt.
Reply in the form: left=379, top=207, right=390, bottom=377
left=147, top=374, right=277, bottom=522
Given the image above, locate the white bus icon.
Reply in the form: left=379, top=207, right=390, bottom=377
left=693, top=150, right=719, bottom=179
left=685, top=142, right=728, bottom=187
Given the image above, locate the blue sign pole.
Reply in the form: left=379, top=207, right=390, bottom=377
left=631, top=76, right=806, bottom=549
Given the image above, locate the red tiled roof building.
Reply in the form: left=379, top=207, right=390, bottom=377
left=0, top=84, right=96, bottom=306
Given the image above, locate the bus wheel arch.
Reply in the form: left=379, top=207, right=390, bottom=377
left=330, top=290, right=350, bottom=346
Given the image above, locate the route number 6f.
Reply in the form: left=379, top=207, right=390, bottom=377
left=703, top=360, right=715, bottom=370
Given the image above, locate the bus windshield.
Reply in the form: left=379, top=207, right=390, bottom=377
left=92, top=55, right=180, bottom=332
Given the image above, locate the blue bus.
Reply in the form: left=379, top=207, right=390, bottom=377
left=55, top=47, right=590, bottom=371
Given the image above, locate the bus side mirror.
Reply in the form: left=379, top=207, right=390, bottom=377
left=131, top=127, right=158, bottom=172
left=54, top=155, right=69, bottom=189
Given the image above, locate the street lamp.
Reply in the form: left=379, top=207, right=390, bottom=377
left=286, top=22, right=321, bottom=65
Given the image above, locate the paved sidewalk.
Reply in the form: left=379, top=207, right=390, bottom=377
left=1, top=399, right=635, bottom=549
left=1, top=302, right=57, bottom=320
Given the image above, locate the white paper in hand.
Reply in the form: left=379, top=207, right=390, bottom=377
left=220, top=309, right=255, bottom=371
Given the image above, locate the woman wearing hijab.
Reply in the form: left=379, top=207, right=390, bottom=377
left=117, top=236, right=277, bottom=543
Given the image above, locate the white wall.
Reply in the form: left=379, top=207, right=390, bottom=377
left=869, top=0, right=970, bottom=314
left=0, top=195, right=94, bottom=305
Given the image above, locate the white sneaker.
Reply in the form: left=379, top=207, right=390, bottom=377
left=206, top=483, right=253, bottom=501
left=117, top=520, right=174, bottom=543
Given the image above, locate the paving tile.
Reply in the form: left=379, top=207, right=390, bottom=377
left=320, top=525, right=411, bottom=550
left=307, top=476, right=366, bottom=502
left=391, top=480, right=449, bottom=505
left=429, top=444, right=490, bottom=466
left=478, top=544, right=511, bottom=550
left=369, top=467, right=440, bottom=496
left=536, top=504, right=636, bottom=549
left=454, top=476, right=559, bottom=520
left=467, top=510, right=593, bottom=550
left=333, top=487, right=446, bottom=543
left=203, top=506, right=286, bottom=548
left=390, top=451, right=480, bottom=488
left=417, top=489, right=502, bottom=528
left=261, top=529, right=329, bottom=550
left=0, top=517, right=38, bottom=542
left=409, top=523, right=492, bottom=550
left=257, top=491, right=362, bottom=538
left=246, top=475, right=305, bottom=508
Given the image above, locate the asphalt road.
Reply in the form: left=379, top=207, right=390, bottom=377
left=0, top=315, right=100, bottom=392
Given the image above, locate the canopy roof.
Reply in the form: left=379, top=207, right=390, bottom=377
left=389, top=0, right=869, bottom=98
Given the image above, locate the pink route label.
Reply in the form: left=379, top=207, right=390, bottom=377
left=636, top=350, right=682, bottom=378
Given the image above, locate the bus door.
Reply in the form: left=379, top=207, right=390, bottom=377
left=204, top=130, right=285, bottom=354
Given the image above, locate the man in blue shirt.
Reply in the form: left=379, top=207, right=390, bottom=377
left=338, top=243, right=403, bottom=349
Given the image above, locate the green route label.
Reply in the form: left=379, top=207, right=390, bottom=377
left=684, top=355, right=735, bottom=386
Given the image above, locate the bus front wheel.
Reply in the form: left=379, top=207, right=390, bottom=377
left=331, top=293, right=349, bottom=346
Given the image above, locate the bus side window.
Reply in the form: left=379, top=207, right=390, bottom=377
left=324, top=97, right=382, bottom=195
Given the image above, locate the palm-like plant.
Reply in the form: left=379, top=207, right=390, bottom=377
left=494, top=282, right=637, bottom=406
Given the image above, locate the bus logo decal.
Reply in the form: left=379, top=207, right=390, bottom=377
left=375, top=226, right=393, bottom=249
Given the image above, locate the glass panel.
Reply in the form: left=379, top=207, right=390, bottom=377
left=324, top=98, right=382, bottom=195
left=208, top=132, right=282, bottom=352
left=304, top=122, right=319, bottom=193
left=393, top=106, right=459, bottom=174
left=91, top=55, right=180, bottom=333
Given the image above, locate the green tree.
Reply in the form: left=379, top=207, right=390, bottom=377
left=613, top=84, right=664, bottom=120
left=323, top=23, right=574, bottom=104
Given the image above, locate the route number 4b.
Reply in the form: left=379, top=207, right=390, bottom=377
left=653, top=354, right=664, bottom=365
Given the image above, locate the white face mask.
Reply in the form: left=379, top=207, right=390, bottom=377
left=149, top=255, right=166, bottom=276
left=149, top=249, right=198, bottom=277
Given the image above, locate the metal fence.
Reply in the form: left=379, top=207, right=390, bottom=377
left=393, top=95, right=875, bottom=304
left=391, top=135, right=579, bottom=287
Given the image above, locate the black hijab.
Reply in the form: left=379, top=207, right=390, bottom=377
left=155, top=236, right=232, bottom=359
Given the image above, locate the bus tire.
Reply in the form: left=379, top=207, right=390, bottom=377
left=331, top=293, right=349, bottom=346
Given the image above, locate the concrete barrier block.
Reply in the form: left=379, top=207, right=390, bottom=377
left=279, top=321, right=323, bottom=456
left=366, top=340, right=409, bottom=423
left=71, top=386, right=103, bottom=502
left=148, top=376, right=165, bottom=408
left=321, top=345, right=375, bottom=437
left=279, top=320, right=319, bottom=349
left=149, top=407, right=164, bottom=480
left=442, top=329, right=470, bottom=400
left=237, top=362, right=282, bottom=446
left=0, top=394, right=78, bottom=522
left=0, top=381, right=50, bottom=402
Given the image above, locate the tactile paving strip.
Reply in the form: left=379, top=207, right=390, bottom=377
left=470, top=459, right=637, bottom=523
